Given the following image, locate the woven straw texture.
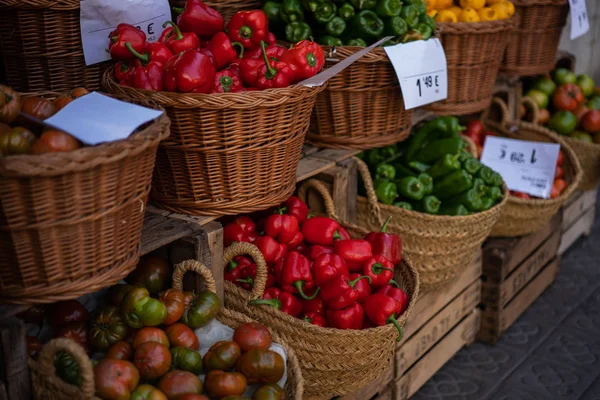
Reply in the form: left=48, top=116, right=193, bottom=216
left=426, top=18, right=517, bottom=115
left=501, top=0, right=569, bottom=76
left=308, top=46, right=412, bottom=149
left=484, top=98, right=582, bottom=237
left=0, top=0, right=109, bottom=92
left=562, top=136, right=600, bottom=190
left=0, top=100, right=169, bottom=305
left=103, top=69, right=324, bottom=216
left=356, top=157, right=507, bottom=291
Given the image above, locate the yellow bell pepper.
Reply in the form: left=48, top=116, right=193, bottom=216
left=436, top=0, right=454, bottom=9
left=458, top=7, right=481, bottom=22
left=448, top=5, right=463, bottom=17
left=428, top=9, right=440, bottom=18
left=478, top=7, right=498, bottom=21
left=460, top=0, right=486, bottom=10
left=486, top=0, right=503, bottom=4
left=501, top=0, right=515, bottom=16
left=436, top=9, right=458, bottom=22
left=490, top=3, right=509, bottom=19
left=424, top=0, right=438, bottom=11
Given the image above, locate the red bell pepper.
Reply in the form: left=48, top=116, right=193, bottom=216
left=326, top=303, right=363, bottom=330
left=319, top=274, right=371, bottom=310
left=362, top=255, right=395, bottom=288
left=224, top=255, right=252, bottom=284
left=377, top=282, right=408, bottom=315
left=162, top=21, right=201, bottom=55
left=338, top=227, right=351, bottom=240
left=266, top=32, right=277, bottom=46
left=264, top=209, right=299, bottom=244
left=303, top=312, right=327, bottom=327
left=256, top=42, right=296, bottom=90
left=244, top=44, right=286, bottom=61
left=114, top=61, right=136, bottom=84
left=239, top=57, right=266, bottom=87
left=282, top=196, right=309, bottom=224
left=302, top=296, right=324, bottom=315
left=274, top=251, right=318, bottom=300
left=311, top=253, right=348, bottom=287
left=295, top=243, right=308, bottom=254
left=131, top=61, right=163, bottom=91
left=108, top=23, right=146, bottom=61
left=159, top=27, right=174, bottom=43
left=363, top=294, right=403, bottom=340
left=126, top=42, right=173, bottom=66
left=280, top=40, right=325, bottom=81
left=254, top=236, right=287, bottom=265
left=334, top=239, right=373, bottom=272
left=304, top=245, right=335, bottom=261
left=301, top=216, right=345, bottom=246
left=236, top=262, right=257, bottom=290
left=286, top=231, right=304, bottom=250
left=206, top=32, right=243, bottom=70
left=250, top=287, right=303, bottom=318
left=362, top=318, right=376, bottom=329
left=265, top=272, right=276, bottom=289
left=223, top=216, right=258, bottom=246
left=211, top=69, right=244, bottom=93
left=163, top=48, right=215, bottom=93
left=350, top=272, right=371, bottom=303
left=364, top=216, right=402, bottom=266
left=226, top=10, right=269, bottom=50
left=176, top=0, right=224, bottom=39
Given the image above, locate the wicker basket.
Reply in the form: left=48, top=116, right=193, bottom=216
left=356, top=157, right=507, bottom=291
left=222, top=184, right=420, bottom=398
left=561, top=137, right=600, bottom=190
left=103, top=68, right=325, bottom=216
left=0, top=0, right=109, bottom=92
left=30, top=262, right=304, bottom=399
left=0, top=101, right=169, bottom=305
left=426, top=17, right=517, bottom=115
left=501, top=0, right=569, bottom=76
left=484, top=98, right=582, bottom=237
left=168, top=0, right=262, bottom=21
left=307, top=46, right=412, bottom=150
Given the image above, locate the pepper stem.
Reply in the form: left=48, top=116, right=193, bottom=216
left=371, top=263, right=394, bottom=275
left=232, top=42, right=244, bottom=58
left=220, top=75, right=233, bottom=92
left=261, top=40, right=277, bottom=79
left=387, top=315, right=403, bottom=342
left=172, top=7, right=184, bottom=14
left=348, top=275, right=372, bottom=288
left=125, top=42, right=149, bottom=64
left=236, top=277, right=254, bottom=286
left=306, top=51, right=317, bottom=67
left=333, top=230, right=342, bottom=240
left=162, top=21, right=183, bottom=40
left=249, top=298, right=281, bottom=309
left=276, top=206, right=287, bottom=215
left=240, top=25, right=253, bottom=39
left=228, top=260, right=239, bottom=271
left=294, top=281, right=320, bottom=300
left=380, top=216, right=392, bottom=233
left=388, top=279, right=400, bottom=288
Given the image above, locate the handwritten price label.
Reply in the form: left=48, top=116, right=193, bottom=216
left=569, top=0, right=590, bottom=40
left=384, top=39, right=448, bottom=110
left=480, top=136, right=561, bottom=199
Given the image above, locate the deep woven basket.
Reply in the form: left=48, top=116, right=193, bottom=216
left=356, top=157, right=507, bottom=291
left=307, top=46, right=412, bottom=150
left=222, top=190, right=420, bottom=398
left=103, top=68, right=325, bottom=216
left=426, top=17, right=517, bottom=115
left=484, top=98, right=582, bottom=237
left=168, top=0, right=262, bottom=21
left=561, top=137, right=600, bottom=190
left=501, top=0, right=569, bottom=76
left=0, top=98, right=169, bottom=305
left=0, top=0, right=109, bottom=92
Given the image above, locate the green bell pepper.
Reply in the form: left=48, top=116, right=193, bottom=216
left=349, top=10, right=385, bottom=38
left=350, top=0, right=377, bottom=9
left=375, top=0, right=402, bottom=17
left=477, top=166, right=496, bottom=186
left=418, top=173, right=433, bottom=195
left=326, top=16, right=347, bottom=36
left=413, top=0, right=427, bottom=15
left=420, top=13, right=436, bottom=29
left=400, top=5, right=420, bottom=29
left=406, top=116, right=463, bottom=161
left=491, top=172, right=504, bottom=187
left=458, top=149, right=472, bottom=162
left=375, top=181, right=398, bottom=204
left=415, top=137, right=464, bottom=164
left=446, top=188, right=483, bottom=212
left=380, top=144, right=399, bottom=159
left=384, top=16, right=409, bottom=37
left=366, top=148, right=386, bottom=166
left=473, top=178, right=487, bottom=197
left=432, top=169, right=474, bottom=200
left=393, top=201, right=413, bottom=210
left=286, top=22, right=313, bottom=42
left=382, top=38, right=401, bottom=46
left=319, top=35, right=343, bottom=45
left=315, top=1, right=338, bottom=23
left=338, top=3, right=356, bottom=20
left=263, top=1, right=283, bottom=23
left=480, top=197, right=495, bottom=211
left=415, top=23, right=432, bottom=40
left=462, top=158, right=482, bottom=175
left=394, top=163, right=417, bottom=177
left=397, top=176, right=425, bottom=201
left=181, top=290, right=221, bottom=329
left=281, top=0, right=305, bottom=23
left=408, top=160, right=431, bottom=173
left=376, top=163, right=396, bottom=180
left=428, top=154, right=461, bottom=179
left=346, top=38, right=367, bottom=46
left=419, top=195, right=441, bottom=214
left=486, top=186, right=504, bottom=201
left=303, top=0, right=321, bottom=12
left=440, top=204, right=470, bottom=216
left=121, top=287, right=167, bottom=328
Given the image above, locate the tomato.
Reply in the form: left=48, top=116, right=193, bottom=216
left=17, top=305, right=48, bottom=324
left=26, top=336, right=42, bottom=358
left=554, top=178, right=567, bottom=195
left=128, top=255, right=172, bottom=295
left=555, top=165, right=565, bottom=179
left=557, top=150, right=564, bottom=166
left=0, top=127, right=36, bottom=155
left=552, top=68, right=577, bottom=85
left=20, top=96, right=57, bottom=120
left=53, top=96, right=73, bottom=110
left=158, top=370, right=203, bottom=400
left=54, top=321, right=90, bottom=354
left=204, top=370, right=247, bottom=399
left=133, top=327, right=170, bottom=349
left=54, top=351, right=82, bottom=387
left=177, top=395, right=209, bottom=400
left=581, top=110, right=600, bottom=133
left=134, top=342, right=172, bottom=380
left=159, top=289, right=185, bottom=326
left=31, top=130, right=81, bottom=154
left=537, top=108, right=551, bottom=126
left=94, top=359, right=140, bottom=400
left=107, top=283, right=133, bottom=307
left=70, top=87, right=89, bottom=98
left=511, top=191, right=531, bottom=200
left=0, top=85, right=21, bottom=124
left=548, top=111, right=577, bottom=136
left=50, top=300, right=89, bottom=328
left=466, top=120, right=484, bottom=137
left=574, top=104, right=589, bottom=123
left=170, top=346, right=203, bottom=374
left=89, top=306, right=129, bottom=351
left=253, top=383, right=285, bottom=400
left=131, top=384, right=168, bottom=400
left=553, top=83, right=585, bottom=111
left=106, top=341, right=134, bottom=361
left=164, top=323, right=199, bottom=350
left=236, top=349, right=284, bottom=384
left=121, top=287, right=168, bottom=328
left=571, top=130, right=594, bottom=142
left=203, top=341, right=241, bottom=372
left=181, top=291, right=221, bottom=329
left=233, top=322, right=272, bottom=352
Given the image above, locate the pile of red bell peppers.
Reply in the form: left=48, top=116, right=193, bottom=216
left=108, top=0, right=325, bottom=93
left=223, top=196, right=409, bottom=340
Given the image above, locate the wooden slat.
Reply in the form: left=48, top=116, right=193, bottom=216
left=411, top=109, right=434, bottom=126
left=296, top=156, right=335, bottom=182
left=559, top=206, right=595, bottom=255
left=302, top=145, right=320, bottom=157
left=561, top=189, right=596, bottom=231
left=311, top=149, right=359, bottom=163
left=141, top=219, right=196, bottom=256
left=0, top=318, right=30, bottom=400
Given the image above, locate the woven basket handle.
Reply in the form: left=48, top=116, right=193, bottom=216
left=37, top=338, right=95, bottom=397
left=354, top=157, right=384, bottom=228
left=297, top=179, right=340, bottom=220
left=481, top=97, right=512, bottom=129
left=222, top=242, right=268, bottom=301
left=521, top=96, right=540, bottom=124
left=172, top=260, right=218, bottom=294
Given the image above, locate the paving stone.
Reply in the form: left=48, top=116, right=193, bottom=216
left=532, top=326, right=600, bottom=370
left=581, top=376, right=600, bottom=400
left=409, top=369, right=489, bottom=400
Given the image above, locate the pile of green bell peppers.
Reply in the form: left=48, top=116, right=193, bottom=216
left=361, top=116, right=506, bottom=216
left=263, top=0, right=434, bottom=46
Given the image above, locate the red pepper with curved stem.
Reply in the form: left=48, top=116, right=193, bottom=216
left=326, top=303, right=363, bottom=330
left=206, top=32, right=244, bottom=70
left=312, top=253, right=348, bottom=287
left=319, top=274, right=372, bottom=310
left=302, top=296, right=324, bottom=315
left=304, top=245, right=335, bottom=261
left=363, top=294, right=403, bottom=341
left=223, top=216, right=257, bottom=246
left=302, top=216, right=344, bottom=246
left=303, top=312, right=327, bottom=327
left=131, top=61, right=163, bottom=91
left=162, top=21, right=201, bottom=55
left=225, top=255, right=251, bottom=283
left=176, top=0, right=224, bottom=39
left=280, top=40, right=325, bottom=81
left=274, top=251, right=318, bottom=300
left=250, top=288, right=303, bottom=318
left=227, top=10, right=269, bottom=50
left=264, top=208, right=299, bottom=244
left=334, top=239, right=373, bottom=272
left=377, top=281, right=408, bottom=315
left=211, top=69, right=244, bottom=93
left=159, top=27, right=174, bottom=43
left=364, top=216, right=402, bottom=266
left=114, top=61, right=136, bottom=84
left=338, top=227, right=351, bottom=240
left=350, top=272, right=371, bottom=303
left=254, top=236, right=286, bottom=265
left=283, top=196, right=309, bottom=224
left=108, top=23, right=146, bottom=61
left=363, top=255, right=395, bottom=288
left=286, top=231, right=304, bottom=250
left=244, top=44, right=286, bottom=61
left=256, top=42, right=296, bottom=90
left=125, top=42, right=173, bottom=66
left=239, top=57, right=265, bottom=87
left=236, top=262, right=257, bottom=290
left=162, top=48, right=215, bottom=93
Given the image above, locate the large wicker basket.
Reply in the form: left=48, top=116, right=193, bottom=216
left=561, top=137, right=600, bottom=190
left=484, top=98, right=582, bottom=237
left=356, top=158, right=507, bottom=291
left=307, top=46, right=412, bottom=150
left=0, top=0, right=109, bottom=92
left=501, top=0, right=569, bottom=76
left=103, top=68, right=325, bottom=216
left=426, top=17, right=517, bottom=115
left=0, top=101, right=169, bottom=305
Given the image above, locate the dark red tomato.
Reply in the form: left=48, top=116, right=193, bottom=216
left=31, top=130, right=80, bottom=154
left=177, top=395, right=210, bottom=400
left=158, top=370, right=203, bottom=400
left=106, top=341, right=134, bottom=361
left=165, top=323, right=199, bottom=350
left=557, top=150, right=564, bottom=166
left=232, top=322, right=272, bottom=352
left=17, top=305, right=48, bottom=325
left=134, top=342, right=172, bottom=380
left=133, top=327, right=170, bottom=350
left=54, top=321, right=90, bottom=354
left=128, top=254, right=172, bottom=295
left=50, top=300, right=89, bottom=328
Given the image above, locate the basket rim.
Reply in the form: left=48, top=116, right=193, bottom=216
left=562, top=134, right=600, bottom=150
left=512, top=0, right=568, bottom=5
left=437, top=14, right=518, bottom=33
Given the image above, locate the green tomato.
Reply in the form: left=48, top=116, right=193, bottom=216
left=181, top=291, right=221, bottom=329
left=54, top=351, right=81, bottom=387
left=570, top=130, right=594, bottom=143
left=587, top=96, right=600, bottom=110
left=121, top=287, right=167, bottom=329
left=548, top=111, right=577, bottom=136
left=171, top=347, right=203, bottom=375
left=531, top=77, right=556, bottom=97
left=576, top=74, right=595, bottom=98
left=526, top=89, right=549, bottom=109
left=552, top=68, right=577, bottom=85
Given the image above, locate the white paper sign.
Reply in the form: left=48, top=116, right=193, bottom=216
left=80, top=0, right=171, bottom=66
left=480, top=136, right=560, bottom=199
left=44, top=92, right=164, bottom=145
left=569, top=0, right=590, bottom=40
left=384, top=38, right=448, bottom=110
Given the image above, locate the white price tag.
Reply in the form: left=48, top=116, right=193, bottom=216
left=384, top=38, right=448, bottom=110
left=480, top=137, right=561, bottom=199
left=569, top=0, right=590, bottom=40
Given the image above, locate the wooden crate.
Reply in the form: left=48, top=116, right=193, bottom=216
left=478, top=214, right=562, bottom=344
left=558, top=189, right=597, bottom=255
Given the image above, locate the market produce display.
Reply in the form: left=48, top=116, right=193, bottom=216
left=263, top=0, right=436, bottom=45
left=430, top=0, right=515, bottom=23
left=108, top=0, right=325, bottom=93
left=222, top=195, right=408, bottom=338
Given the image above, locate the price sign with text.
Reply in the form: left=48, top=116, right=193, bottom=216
left=480, top=137, right=560, bottom=199
left=569, top=0, right=590, bottom=40
left=384, top=39, right=448, bottom=110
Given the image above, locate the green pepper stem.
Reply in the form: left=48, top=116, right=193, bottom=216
left=125, top=42, right=149, bottom=64
left=276, top=206, right=287, bottom=215
left=388, top=279, right=400, bottom=287
left=232, top=42, right=244, bottom=58
left=172, top=6, right=184, bottom=13
left=240, top=25, right=253, bottom=39
left=162, top=21, right=183, bottom=40
left=294, top=281, right=319, bottom=300
left=380, top=216, right=392, bottom=233
left=333, top=230, right=342, bottom=240
left=349, top=275, right=372, bottom=288
left=261, top=40, right=277, bottom=79
left=371, top=263, right=394, bottom=275
left=387, top=315, right=403, bottom=342
left=220, top=75, right=233, bottom=92
left=236, top=277, right=254, bottom=285
left=249, top=298, right=281, bottom=309
left=228, top=260, right=239, bottom=271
